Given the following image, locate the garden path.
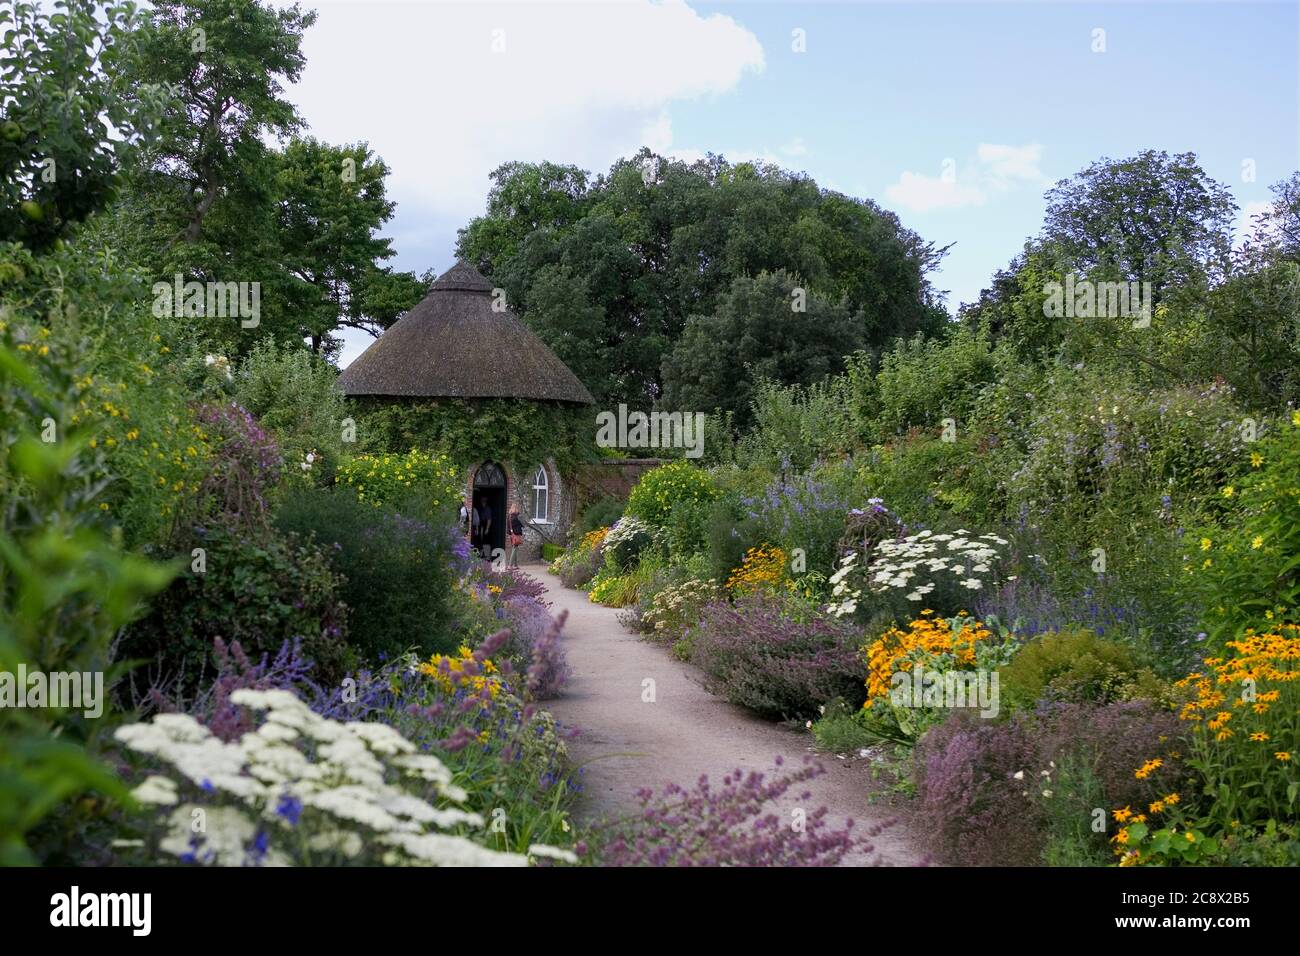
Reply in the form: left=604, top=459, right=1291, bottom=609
left=536, top=566, right=924, bottom=866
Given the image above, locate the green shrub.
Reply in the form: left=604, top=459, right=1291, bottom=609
left=998, top=628, right=1167, bottom=713
left=873, top=328, right=999, bottom=439
left=705, top=494, right=762, bottom=584
left=0, top=336, right=175, bottom=865
left=234, top=340, right=352, bottom=485
left=0, top=242, right=215, bottom=550
left=274, top=487, right=466, bottom=662
left=1193, top=410, right=1300, bottom=644
left=811, top=706, right=880, bottom=754
left=541, top=543, right=565, bottom=562
left=603, top=516, right=654, bottom=570
left=573, top=496, right=623, bottom=539
left=335, top=449, right=463, bottom=517
left=121, top=522, right=351, bottom=693
left=625, top=459, right=718, bottom=529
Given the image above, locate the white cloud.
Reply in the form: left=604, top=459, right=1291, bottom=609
left=277, top=0, right=763, bottom=241
left=884, top=171, right=987, bottom=213
left=885, top=142, right=1046, bottom=213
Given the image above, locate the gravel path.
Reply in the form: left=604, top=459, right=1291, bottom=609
left=536, top=566, right=924, bottom=866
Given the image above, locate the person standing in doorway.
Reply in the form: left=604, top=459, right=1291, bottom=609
left=478, top=495, right=493, bottom=559
left=508, top=505, right=525, bottom=568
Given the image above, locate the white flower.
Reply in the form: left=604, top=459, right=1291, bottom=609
left=131, top=775, right=179, bottom=806
left=528, top=844, right=580, bottom=864
left=961, top=578, right=982, bottom=589
left=1013, top=770, right=1024, bottom=780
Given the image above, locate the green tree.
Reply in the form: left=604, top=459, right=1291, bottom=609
left=0, top=0, right=166, bottom=250
left=457, top=149, right=946, bottom=408
left=274, top=138, right=414, bottom=351
left=1041, top=150, right=1236, bottom=298
left=661, top=270, right=866, bottom=428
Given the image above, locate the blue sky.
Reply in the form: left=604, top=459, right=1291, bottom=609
left=279, top=1, right=1299, bottom=365
left=677, top=0, right=1298, bottom=307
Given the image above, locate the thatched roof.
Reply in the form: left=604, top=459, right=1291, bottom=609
left=337, top=261, right=595, bottom=405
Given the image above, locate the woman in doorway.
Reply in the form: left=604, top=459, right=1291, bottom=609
left=477, top=495, right=493, bottom=560
left=507, top=505, right=525, bottom=568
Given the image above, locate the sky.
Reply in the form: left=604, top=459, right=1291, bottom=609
left=269, top=0, right=1300, bottom=367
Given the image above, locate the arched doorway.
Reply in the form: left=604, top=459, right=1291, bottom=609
left=472, top=461, right=507, bottom=557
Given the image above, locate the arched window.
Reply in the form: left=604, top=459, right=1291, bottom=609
left=532, top=466, right=549, bottom=522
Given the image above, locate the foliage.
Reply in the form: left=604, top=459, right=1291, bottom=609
left=690, top=593, right=866, bottom=720
left=873, top=328, right=999, bottom=438
left=1193, top=411, right=1300, bottom=643
left=335, top=448, right=462, bottom=518
left=662, top=270, right=868, bottom=428
left=592, top=757, right=880, bottom=866
left=113, top=689, right=573, bottom=865
left=587, top=548, right=665, bottom=609
left=1041, top=149, right=1235, bottom=294
left=998, top=628, right=1167, bottom=713
left=122, top=521, right=350, bottom=696
left=0, top=336, right=175, bottom=864
left=541, top=542, right=565, bottom=562
left=274, top=486, right=467, bottom=662
left=353, top=396, right=594, bottom=475
left=1172, top=627, right=1299, bottom=833
left=459, top=150, right=947, bottom=408
left=551, top=526, right=607, bottom=589
left=0, top=242, right=216, bottom=548
left=233, top=340, right=351, bottom=484
left=858, top=612, right=1019, bottom=745
left=573, top=496, right=623, bottom=539
left=625, top=459, right=719, bottom=529
left=0, top=0, right=166, bottom=251
left=731, top=376, right=859, bottom=475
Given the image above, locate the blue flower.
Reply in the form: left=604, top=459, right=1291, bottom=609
left=275, top=794, right=303, bottom=826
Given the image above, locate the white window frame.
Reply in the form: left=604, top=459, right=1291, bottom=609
left=532, top=466, right=550, bottom=523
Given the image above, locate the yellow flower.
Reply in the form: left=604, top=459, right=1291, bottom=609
left=1112, top=806, right=1133, bottom=823
left=1200, top=538, right=1212, bottom=551
left=1252, top=536, right=1264, bottom=550
left=1222, top=486, right=1234, bottom=498
left=1250, top=452, right=1263, bottom=467
left=1276, top=752, right=1292, bottom=762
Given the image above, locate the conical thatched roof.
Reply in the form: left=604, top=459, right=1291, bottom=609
left=337, top=261, right=594, bottom=405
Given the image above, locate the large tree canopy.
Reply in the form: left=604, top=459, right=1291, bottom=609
left=1040, top=149, right=1237, bottom=296
left=457, top=148, right=948, bottom=408
left=90, top=0, right=425, bottom=357
left=661, top=270, right=868, bottom=429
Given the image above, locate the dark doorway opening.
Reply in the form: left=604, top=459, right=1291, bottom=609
left=473, top=461, right=507, bottom=557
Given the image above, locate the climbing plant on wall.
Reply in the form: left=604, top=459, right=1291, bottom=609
left=353, top=397, right=598, bottom=473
